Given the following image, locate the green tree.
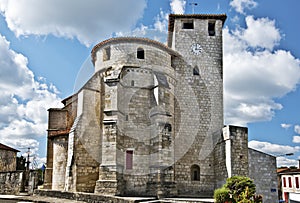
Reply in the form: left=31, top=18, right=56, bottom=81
left=214, top=176, right=262, bottom=203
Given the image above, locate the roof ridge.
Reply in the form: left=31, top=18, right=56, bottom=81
left=91, top=37, right=179, bottom=64
left=0, top=143, right=20, bottom=152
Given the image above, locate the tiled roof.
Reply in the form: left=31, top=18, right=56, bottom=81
left=277, top=168, right=300, bottom=174
left=0, top=143, right=20, bottom=152
left=168, top=14, right=227, bottom=32
left=277, top=168, right=289, bottom=173
left=91, top=37, right=180, bottom=64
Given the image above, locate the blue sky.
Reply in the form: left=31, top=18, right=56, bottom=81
left=0, top=0, right=299, bottom=167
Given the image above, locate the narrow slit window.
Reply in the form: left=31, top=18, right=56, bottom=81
left=182, top=20, right=194, bottom=29
left=103, top=47, right=111, bottom=61
left=137, top=48, right=145, bottom=59
left=283, top=177, right=286, bottom=187
left=193, top=66, right=199, bottom=75
left=131, top=80, right=135, bottom=87
left=126, top=150, right=133, bottom=170
left=208, top=22, right=215, bottom=36
left=289, top=177, right=292, bottom=188
left=296, top=177, right=299, bottom=189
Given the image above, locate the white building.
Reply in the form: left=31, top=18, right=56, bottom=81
left=278, top=168, right=300, bottom=203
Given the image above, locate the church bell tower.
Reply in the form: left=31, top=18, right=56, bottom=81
left=167, top=14, right=227, bottom=195
left=168, top=14, right=226, bottom=137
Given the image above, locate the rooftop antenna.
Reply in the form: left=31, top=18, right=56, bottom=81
left=189, top=2, right=198, bottom=14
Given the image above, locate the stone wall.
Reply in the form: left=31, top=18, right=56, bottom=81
left=94, top=42, right=172, bottom=74
left=228, top=126, right=249, bottom=177
left=171, top=17, right=224, bottom=196
left=45, top=102, right=73, bottom=189
left=52, top=135, right=68, bottom=190
left=0, top=171, right=23, bottom=194
left=0, top=149, right=17, bottom=172
left=213, top=134, right=228, bottom=189
left=70, top=73, right=102, bottom=193
left=249, top=148, right=278, bottom=202
left=93, top=40, right=177, bottom=196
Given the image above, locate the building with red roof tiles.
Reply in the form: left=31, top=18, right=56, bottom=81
left=278, top=167, right=300, bottom=202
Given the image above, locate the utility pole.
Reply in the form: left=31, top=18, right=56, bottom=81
left=26, top=147, right=31, bottom=171
left=189, top=2, right=198, bottom=14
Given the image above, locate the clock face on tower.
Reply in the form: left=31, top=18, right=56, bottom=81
left=191, top=43, right=203, bottom=55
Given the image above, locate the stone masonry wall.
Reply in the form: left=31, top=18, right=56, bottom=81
left=213, top=134, right=228, bottom=189
left=94, top=41, right=176, bottom=196
left=52, top=135, right=68, bottom=190
left=249, top=148, right=278, bottom=203
left=0, top=150, right=17, bottom=172
left=94, top=42, right=172, bottom=74
left=71, top=73, right=102, bottom=193
left=0, top=171, right=23, bottom=194
left=229, top=126, right=249, bottom=177
left=45, top=106, right=70, bottom=189
left=48, top=110, right=68, bottom=130
left=171, top=17, right=224, bottom=196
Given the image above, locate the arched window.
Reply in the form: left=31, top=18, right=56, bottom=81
left=191, top=164, right=200, bottom=181
left=137, top=48, right=145, bottom=59
left=193, top=66, right=199, bottom=76
left=126, top=150, right=133, bottom=170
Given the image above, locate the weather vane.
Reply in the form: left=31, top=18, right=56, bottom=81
left=189, top=2, right=198, bottom=14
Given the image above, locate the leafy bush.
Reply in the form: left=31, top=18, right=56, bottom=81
left=214, top=176, right=263, bottom=203
left=214, top=187, right=231, bottom=203
left=225, top=176, right=256, bottom=201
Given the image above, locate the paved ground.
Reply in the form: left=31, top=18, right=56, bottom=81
left=0, top=195, right=86, bottom=203
left=0, top=200, right=21, bottom=203
left=0, top=195, right=215, bottom=203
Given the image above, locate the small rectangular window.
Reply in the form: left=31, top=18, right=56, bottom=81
left=296, top=177, right=299, bottom=189
left=208, top=22, right=215, bottom=36
left=283, top=177, right=286, bottom=187
left=182, top=20, right=194, bottom=29
left=126, top=150, right=133, bottom=170
left=289, top=177, right=292, bottom=188
left=137, top=48, right=145, bottom=59
left=103, top=47, right=111, bottom=61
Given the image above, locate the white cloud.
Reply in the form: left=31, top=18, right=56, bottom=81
left=230, top=0, right=258, bottom=14
left=115, top=10, right=168, bottom=44
left=295, top=125, right=300, bottom=134
left=0, top=34, right=62, bottom=158
left=249, top=140, right=300, bottom=156
left=277, top=156, right=298, bottom=168
left=224, top=16, right=300, bottom=126
left=154, top=9, right=169, bottom=33
left=293, top=136, right=300, bottom=143
left=0, top=0, right=147, bottom=46
left=170, top=0, right=186, bottom=14
left=281, top=123, right=292, bottom=129
left=238, top=16, right=281, bottom=50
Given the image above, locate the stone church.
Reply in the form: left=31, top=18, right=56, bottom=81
left=44, top=14, right=278, bottom=201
